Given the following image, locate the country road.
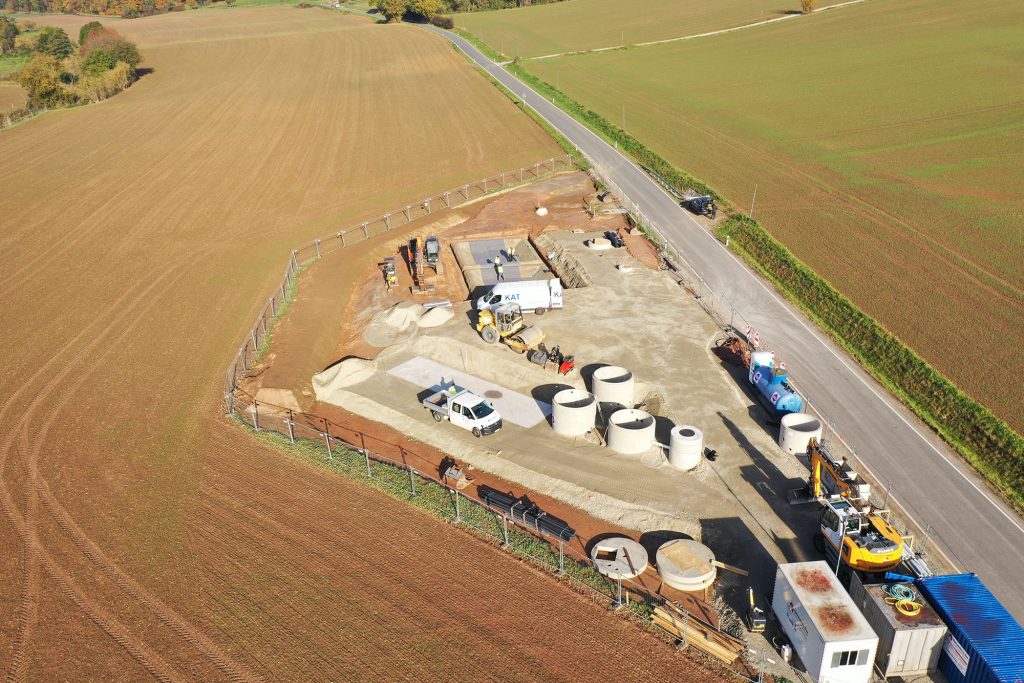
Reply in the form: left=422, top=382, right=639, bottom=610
left=429, top=25, right=1024, bottom=619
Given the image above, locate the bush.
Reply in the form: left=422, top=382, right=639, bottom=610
left=800, top=0, right=816, bottom=13
left=77, top=59, right=134, bottom=102
left=81, top=28, right=142, bottom=70
left=78, top=20, right=103, bottom=45
left=1, top=14, right=18, bottom=55
left=15, top=53, right=77, bottom=107
left=429, top=14, right=453, bottom=29
left=34, top=26, right=74, bottom=59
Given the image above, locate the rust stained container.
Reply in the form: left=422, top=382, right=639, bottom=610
left=916, top=573, right=1024, bottom=683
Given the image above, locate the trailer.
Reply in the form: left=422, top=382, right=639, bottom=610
left=772, top=561, right=879, bottom=683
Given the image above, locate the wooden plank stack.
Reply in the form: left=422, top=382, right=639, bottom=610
left=652, top=603, right=745, bottom=664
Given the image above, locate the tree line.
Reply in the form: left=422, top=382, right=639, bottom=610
left=370, top=0, right=565, bottom=22
left=3, top=0, right=230, bottom=19
left=2, top=17, right=142, bottom=125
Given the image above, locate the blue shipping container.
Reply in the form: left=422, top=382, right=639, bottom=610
left=916, top=574, right=1024, bottom=683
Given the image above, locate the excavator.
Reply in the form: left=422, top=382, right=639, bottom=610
left=476, top=302, right=545, bottom=353
left=794, top=438, right=905, bottom=576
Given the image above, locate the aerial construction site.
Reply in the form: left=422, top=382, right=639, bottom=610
left=232, top=168, right=1022, bottom=683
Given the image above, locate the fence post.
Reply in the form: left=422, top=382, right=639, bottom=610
left=614, top=578, right=623, bottom=610
left=339, top=231, right=345, bottom=248
left=463, top=185, right=469, bottom=200
left=404, top=205, right=411, bottom=222
left=251, top=329, right=258, bottom=352
left=315, top=239, right=321, bottom=259
left=250, top=402, right=259, bottom=431
left=558, top=539, right=565, bottom=575
left=424, top=198, right=430, bottom=214
left=550, top=157, right=555, bottom=171
left=364, top=449, right=372, bottom=477
left=286, top=410, right=295, bottom=443
left=501, top=516, right=510, bottom=549
left=291, top=250, right=298, bottom=274
left=241, top=347, right=249, bottom=372
left=323, top=432, right=333, bottom=460
left=384, top=214, right=391, bottom=229
left=534, top=162, right=540, bottom=177
left=444, top=191, right=450, bottom=208
left=500, top=171, right=505, bottom=186
left=269, top=297, right=276, bottom=318
left=483, top=177, right=488, bottom=193
left=408, top=467, right=418, bottom=497
left=261, top=312, right=268, bottom=337
left=519, top=167, right=523, bottom=183
left=362, top=222, right=369, bottom=238
left=454, top=490, right=462, bottom=522
left=280, top=282, right=287, bottom=303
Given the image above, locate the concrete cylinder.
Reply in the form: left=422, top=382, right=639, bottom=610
left=656, top=539, right=717, bottom=592
left=552, top=388, right=597, bottom=437
left=591, top=366, right=634, bottom=407
left=606, top=409, right=655, bottom=455
left=779, top=412, right=822, bottom=455
left=669, top=425, right=703, bottom=470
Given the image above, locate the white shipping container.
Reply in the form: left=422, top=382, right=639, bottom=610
left=772, top=561, right=879, bottom=683
left=848, top=574, right=946, bottom=678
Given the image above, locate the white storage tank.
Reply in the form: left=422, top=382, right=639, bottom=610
left=779, top=412, right=823, bottom=455
left=849, top=575, right=946, bottom=678
left=552, top=388, right=597, bottom=437
left=655, top=539, right=716, bottom=592
left=668, top=425, right=703, bottom=470
left=772, top=561, right=879, bottom=683
left=591, top=366, right=634, bottom=407
left=606, top=409, right=654, bottom=455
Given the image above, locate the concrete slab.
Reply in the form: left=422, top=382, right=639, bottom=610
left=387, top=356, right=551, bottom=428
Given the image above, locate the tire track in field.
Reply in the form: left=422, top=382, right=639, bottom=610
left=0, top=36, right=273, bottom=301
left=2, top=247, right=260, bottom=682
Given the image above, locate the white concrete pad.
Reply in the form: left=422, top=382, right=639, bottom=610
left=387, top=356, right=550, bottom=428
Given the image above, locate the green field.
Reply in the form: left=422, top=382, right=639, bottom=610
left=471, top=0, right=1024, bottom=431
left=457, top=0, right=848, bottom=58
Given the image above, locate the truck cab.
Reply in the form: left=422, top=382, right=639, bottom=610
left=423, top=382, right=502, bottom=437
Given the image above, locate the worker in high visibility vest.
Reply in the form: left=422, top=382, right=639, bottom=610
left=495, top=260, right=505, bottom=281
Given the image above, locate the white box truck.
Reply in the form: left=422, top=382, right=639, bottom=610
left=475, top=278, right=563, bottom=313
left=772, top=561, right=879, bottom=683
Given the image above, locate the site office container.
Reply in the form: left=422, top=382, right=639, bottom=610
left=771, top=561, right=879, bottom=683
left=848, top=574, right=946, bottom=678
left=916, top=574, right=1024, bottom=683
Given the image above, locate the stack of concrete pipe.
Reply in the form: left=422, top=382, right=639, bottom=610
left=607, top=409, right=655, bottom=454
left=591, top=365, right=634, bottom=407
left=551, top=388, right=597, bottom=436
left=668, top=425, right=703, bottom=470
left=778, top=413, right=823, bottom=455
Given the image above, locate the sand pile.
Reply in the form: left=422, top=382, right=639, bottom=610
left=313, top=358, right=376, bottom=402
left=417, top=306, right=454, bottom=328
left=363, top=301, right=423, bottom=346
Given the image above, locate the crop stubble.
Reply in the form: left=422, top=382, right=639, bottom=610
left=0, top=8, right=719, bottom=681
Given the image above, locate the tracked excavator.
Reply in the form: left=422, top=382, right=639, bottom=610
left=793, top=439, right=905, bottom=575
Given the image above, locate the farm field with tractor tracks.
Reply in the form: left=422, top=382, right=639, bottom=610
left=0, top=7, right=726, bottom=680
left=465, top=0, right=1024, bottom=433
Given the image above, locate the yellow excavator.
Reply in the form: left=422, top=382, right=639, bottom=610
left=797, top=439, right=905, bottom=575
left=477, top=302, right=545, bottom=353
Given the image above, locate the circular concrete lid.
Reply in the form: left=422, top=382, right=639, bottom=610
left=590, top=537, right=649, bottom=579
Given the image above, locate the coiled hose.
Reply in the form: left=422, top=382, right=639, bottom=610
left=884, top=583, right=923, bottom=616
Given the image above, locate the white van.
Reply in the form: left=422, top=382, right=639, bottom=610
left=476, top=278, right=564, bottom=313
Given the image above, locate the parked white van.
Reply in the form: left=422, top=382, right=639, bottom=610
left=475, top=278, right=564, bottom=313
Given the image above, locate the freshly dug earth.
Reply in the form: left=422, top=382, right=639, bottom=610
left=0, top=7, right=726, bottom=681
left=530, top=0, right=1024, bottom=430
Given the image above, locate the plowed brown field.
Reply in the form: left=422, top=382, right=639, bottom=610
left=0, top=7, right=725, bottom=680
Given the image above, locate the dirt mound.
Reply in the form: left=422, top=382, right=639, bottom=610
left=363, top=301, right=423, bottom=346
left=417, top=306, right=454, bottom=328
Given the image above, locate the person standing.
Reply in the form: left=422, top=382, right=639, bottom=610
left=495, top=260, right=505, bottom=281
left=507, top=244, right=517, bottom=262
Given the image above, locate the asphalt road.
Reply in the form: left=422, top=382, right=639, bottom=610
left=430, top=26, right=1024, bottom=619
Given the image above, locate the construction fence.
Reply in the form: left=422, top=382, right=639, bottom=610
left=228, top=386, right=763, bottom=682
left=223, top=154, right=574, bottom=409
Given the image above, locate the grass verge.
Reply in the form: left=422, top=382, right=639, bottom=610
left=716, top=215, right=1024, bottom=512
left=253, top=260, right=310, bottom=363
left=454, top=26, right=1024, bottom=512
